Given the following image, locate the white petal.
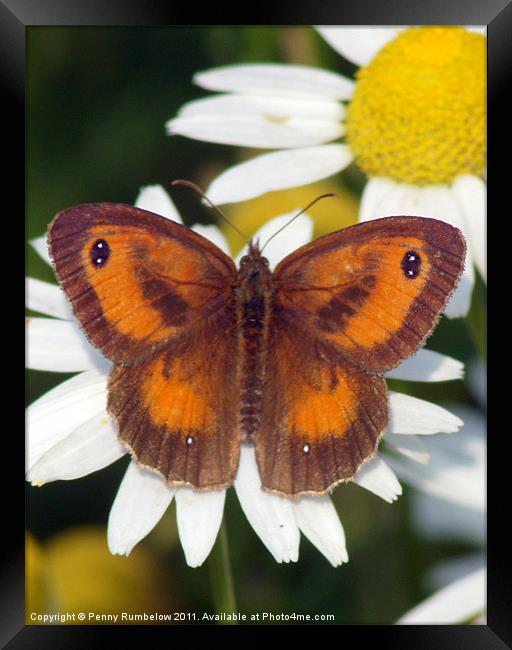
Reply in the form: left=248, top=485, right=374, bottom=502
left=108, top=461, right=175, bottom=556
left=193, top=64, right=354, bottom=100
left=27, top=410, right=125, bottom=484
left=359, top=180, right=474, bottom=318
left=30, top=235, right=52, bottom=266
left=135, top=185, right=183, bottom=223
left=27, top=368, right=109, bottom=469
left=389, top=392, right=463, bottom=434
left=412, top=493, right=484, bottom=545
left=315, top=27, right=402, bottom=66
left=360, top=178, right=466, bottom=222
left=175, top=488, right=226, bottom=567
left=26, top=317, right=109, bottom=373
left=178, top=93, right=345, bottom=122
left=444, top=280, right=474, bottom=319
left=386, top=349, right=464, bottom=382
left=397, top=567, right=485, bottom=624
left=359, top=177, right=397, bottom=222
left=26, top=278, right=73, bottom=320
left=353, top=456, right=402, bottom=503
left=234, top=445, right=300, bottom=563
left=384, top=434, right=430, bottom=464
left=191, top=224, right=231, bottom=255
left=293, top=495, right=348, bottom=566
left=235, top=212, right=313, bottom=271
left=393, top=404, right=485, bottom=511
left=168, top=114, right=343, bottom=149
left=386, top=458, right=482, bottom=510
left=206, top=145, right=353, bottom=206
left=451, top=175, right=486, bottom=282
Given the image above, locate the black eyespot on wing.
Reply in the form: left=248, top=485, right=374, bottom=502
left=401, top=250, right=421, bottom=279
left=90, top=239, right=110, bottom=268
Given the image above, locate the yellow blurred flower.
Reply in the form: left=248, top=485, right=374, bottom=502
left=27, top=527, right=177, bottom=624
left=26, top=533, right=47, bottom=614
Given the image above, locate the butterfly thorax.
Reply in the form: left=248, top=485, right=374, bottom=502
left=236, top=241, right=274, bottom=441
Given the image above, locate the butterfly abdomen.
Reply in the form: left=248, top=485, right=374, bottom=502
left=237, top=247, right=274, bottom=441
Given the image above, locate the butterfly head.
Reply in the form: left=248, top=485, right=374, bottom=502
left=238, top=240, right=271, bottom=282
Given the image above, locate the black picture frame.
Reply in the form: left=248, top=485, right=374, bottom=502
left=7, top=0, right=509, bottom=645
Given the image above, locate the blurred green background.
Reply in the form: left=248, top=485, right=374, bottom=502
left=26, top=26, right=485, bottom=624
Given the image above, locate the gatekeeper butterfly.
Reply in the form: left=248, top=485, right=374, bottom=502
left=48, top=199, right=465, bottom=497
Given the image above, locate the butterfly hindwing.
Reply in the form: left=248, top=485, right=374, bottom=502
left=273, top=216, right=466, bottom=373
left=108, top=295, right=240, bottom=489
left=48, top=203, right=236, bottom=365
left=255, top=314, right=388, bottom=496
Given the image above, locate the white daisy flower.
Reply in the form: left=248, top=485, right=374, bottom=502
left=397, top=567, right=485, bottom=624
left=27, top=185, right=465, bottom=568
left=396, top=404, right=485, bottom=623
left=167, top=26, right=486, bottom=318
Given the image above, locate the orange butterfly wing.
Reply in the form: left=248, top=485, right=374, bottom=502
left=255, top=216, right=466, bottom=496
left=256, top=315, right=388, bottom=496
left=273, top=216, right=466, bottom=373
left=48, top=203, right=236, bottom=364
left=107, top=310, right=240, bottom=490
left=49, top=203, right=240, bottom=489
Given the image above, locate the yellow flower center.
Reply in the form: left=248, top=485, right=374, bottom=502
left=346, top=27, right=486, bottom=185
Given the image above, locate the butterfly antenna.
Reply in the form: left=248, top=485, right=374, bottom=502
left=260, top=193, right=336, bottom=253
left=171, top=179, right=250, bottom=245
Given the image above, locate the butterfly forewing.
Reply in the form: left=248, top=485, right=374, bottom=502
left=273, top=216, right=466, bottom=373
left=48, top=203, right=236, bottom=365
